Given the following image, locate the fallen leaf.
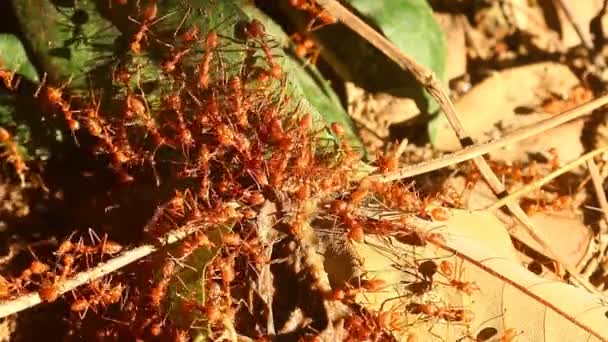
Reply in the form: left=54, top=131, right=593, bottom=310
left=489, top=118, right=586, bottom=165
left=502, top=209, right=592, bottom=268
left=352, top=209, right=608, bottom=341
left=447, top=176, right=592, bottom=267
left=431, top=62, right=581, bottom=150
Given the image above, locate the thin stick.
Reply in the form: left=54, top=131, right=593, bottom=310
left=488, top=146, right=608, bottom=211
left=0, top=219, right=206, bottom=318
left=587, top=158, right=608, bottom=234
left=317, top=0, right=602, bottom=295
left=554, top=0, right=594, bottom=50
left=368, top=94, right=608, bottom=182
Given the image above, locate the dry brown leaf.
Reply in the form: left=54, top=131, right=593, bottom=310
left=447, top=176, right=592, bottom=267
left=353, top=209, right=608, bottom=341
left=489, top=117, right=586, bottom=164
left=503, top=209, right=592, bottom=268
left=434, top=62, right=581, bottom=151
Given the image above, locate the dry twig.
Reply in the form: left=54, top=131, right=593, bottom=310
left=0, top=218, right=208, bottom=318
left=368, top=94, right=608, bottom=182
left=488, top=146, right=608, bottom=211
left=587, top=158, right=608, bottom=234
left=554, top=0, right=594, bottom=50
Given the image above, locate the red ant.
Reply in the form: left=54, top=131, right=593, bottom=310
left=162, top=48, right=191, bottom=73
left=408, top=302, right=475, bottom=323
left=374, top=151, right=398, bottom=174
left=13, top=259, right=51, bottom=293
left=228, top=76, right=249, bottom=127
left=129, top=2, right=159, bottom=54
left=181, top=25, right=199, bottom=43
left=39, top=276, right=60, bottom=303
left=0, top=127, right=28, bottom=185
left=243, top=19, right=282, bottom=78
left=162, top=19, right=204, bottom=73
left=290, top=32, right=320, bottom=64
left=35, top=75, right=80, bottom=138
left=79, top=89, right=107, bottom=139
left=178, top=232, right=214, bottom=259
left=437, top=259, right=479, bottom=295
left=349, top=177, right=372, bottom=206
left=164, top=94, right=194, bottom=148
left=0, top=65, right=20, bottom=90
left=126, top=90, right=167, bottom=183
left=288, top=0, right=337, bottom=31
left=149, top=260, right=175, bottom=308
left=199, top=31, right=218, bottom=89
left=89, top=278, right=125, bottom=308
left=69, top=289, right=97, bottom=319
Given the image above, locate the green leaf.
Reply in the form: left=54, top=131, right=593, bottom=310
left=304, top=0, right=446, bottom=116
left=286, top=55, right=365, bottom=152
left=0, top=93, right=17, bottom=127
left=345, top=0, right=446, bottom=85
left=10, top=0, right=120, bottom=89
left=0, top=34, right=39, bottom=83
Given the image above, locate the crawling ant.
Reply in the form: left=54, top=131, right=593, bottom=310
left=13, top=259, right=50, bottom=292
left=437, top=259, right=479, bottom=295
left=70, top=291, right=95, bottom=319
left=78, top=89, right=108, bottom=141
left=29, top=260, right=50, bottom=275
left=129, top=2, right=157, bottom=53
left=288, top=0, right=337, bottom=31
left=228, top=76, right=248, bottom=127
left=199, top=31, right=218, bottom=89
left=349, top=177, right=372, bottom=206
left=163, top=94, right=193, bottom=148
left=39, top=279, right=60, bottom=303
left=361, top=278, right=387, bottom=292
left=330, top=122, right=345, bottom=137
left=86, top=230, right=123, bottom=260
left=162, top=23, right=201, bottom=73
left=0, top=127, right=28, bottom=185
left=35, top=75, right=80, bottom=136
left=0, top=65, right=20, bottom=90
left=180, top=25, right=199, bottom=43
left=520, top=194, right=571, bottom=215
left=374, top=152, right=398, bottom=174
left=128, top=1, right=172, bottom=54
left=0, top=276, right=11, bottom=299
left=345, top=215, right=364, bottom=242
left=408, top=302, right=474, bottom=323
left=149, top=260, right=175, bottom=308
left=376, top=308, right=403, bottom=331
left=290, top=32, right=320, bottom=64
left=162, top=48, right=191, bottom=73
left=59, top=254, right=75, bottom=279
left=89, top=278, right=125, bottom=307
left=125, top=92, right=167, bottom=181
left=472, top=326, right=520, bottom=342
left=178, top=232, right=214, bottom=259
left=243, top=19, right=282, bottom=78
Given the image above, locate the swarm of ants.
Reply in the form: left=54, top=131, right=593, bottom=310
left=0, top=0, right=537, bottom=341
